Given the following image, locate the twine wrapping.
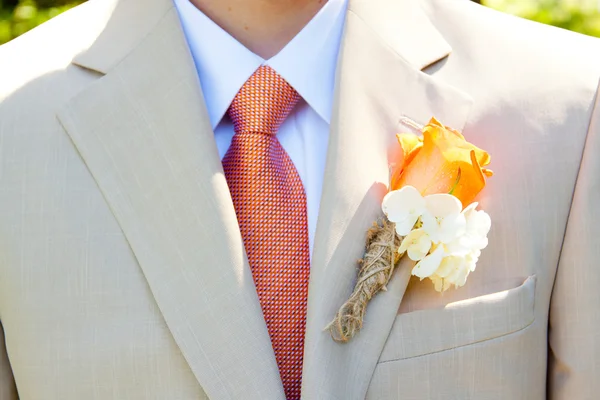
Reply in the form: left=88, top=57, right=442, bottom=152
left=326, top=218, right=402, bottom=342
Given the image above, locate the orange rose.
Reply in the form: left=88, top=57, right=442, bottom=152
left=391, top=117, right=493, bottom=207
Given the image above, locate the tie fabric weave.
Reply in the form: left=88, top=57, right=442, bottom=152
left=222, top=66, right=310, bottom=400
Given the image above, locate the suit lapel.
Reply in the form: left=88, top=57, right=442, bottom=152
left=302, top=1, right=474, bottom=398
left=57, top=3, right=284, bottom=399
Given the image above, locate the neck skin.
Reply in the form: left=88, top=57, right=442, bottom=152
left=189, top=0, right=327, bottom=59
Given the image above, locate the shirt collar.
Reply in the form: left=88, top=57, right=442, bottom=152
left=174, top=0, right=348, bottom=129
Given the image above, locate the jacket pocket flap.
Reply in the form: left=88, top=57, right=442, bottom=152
left=379, top=275, right=537, bottom=362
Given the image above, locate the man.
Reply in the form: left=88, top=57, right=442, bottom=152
left=0, top=0, right=598, bottom=398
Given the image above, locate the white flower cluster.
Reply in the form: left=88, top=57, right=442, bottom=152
left=382, top=186, right=491, bottom=292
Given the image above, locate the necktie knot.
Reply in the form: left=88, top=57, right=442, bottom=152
left=228, top=66, right=300, bottom=136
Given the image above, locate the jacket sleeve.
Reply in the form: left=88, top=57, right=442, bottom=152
left=0, top=321, right=18, bottom=400
left=548, top=80, right=600, bottom=399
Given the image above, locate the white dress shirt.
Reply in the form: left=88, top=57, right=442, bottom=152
left=174, top=0, right=348, bottom=254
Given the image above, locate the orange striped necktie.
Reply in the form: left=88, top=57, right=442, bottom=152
left=222, top=65, right=310, bottom=400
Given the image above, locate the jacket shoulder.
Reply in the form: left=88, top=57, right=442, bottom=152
left=0, top=0, right=117, bottom=101
left=423, top=0, right=600, bottom=52
left=421, top=0, right=600, bottom=106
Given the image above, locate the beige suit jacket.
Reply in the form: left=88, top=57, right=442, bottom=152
left=0, top=0, right=599, bottom=398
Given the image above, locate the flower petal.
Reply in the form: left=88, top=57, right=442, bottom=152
left=466, top=250, right=480, bottom=272
left=399, top=228, right=431, bottom=260
left=438, top=212, right=467, bottom=243
left=394, top=214, right=420, bottom=237
left=408, top=247, right=428, bottom=261
left=462, top=205, right=492, bottom=250
left=412, top=245, right=445, bottom=279
left=432, top=275, right=444, bottom=292
left=390, top=134, right=424, bottom=190
left=417, top=233, right=433, bottom=252
left=468, top=210, right=492, bottom=239
left=421, top=209, right=465, bottom=244
left=444, top=235, right=474, bottom=256
left=435, top=256, right=458, bottom=278
left=382, top=186, right=425, bottom=224
left=462, top=202, right=479, bottom=215
left=406, top=232, right=434, bottom=261
left=430, top=274, right=453, bottom=293
left=425, top=193, right=463, bottom=218
left=449, top=265, right=470, bottom=288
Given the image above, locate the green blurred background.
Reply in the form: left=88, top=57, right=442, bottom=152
left=0, top=0, right=599, bottom=45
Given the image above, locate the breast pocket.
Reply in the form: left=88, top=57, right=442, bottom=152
left=379, top=275, right=537, bottom=362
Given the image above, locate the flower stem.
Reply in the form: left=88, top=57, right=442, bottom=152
left=448, top=167, right=462, bottom=196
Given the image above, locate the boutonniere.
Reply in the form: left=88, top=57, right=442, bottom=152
left=327, top=117, right=493, bottom=342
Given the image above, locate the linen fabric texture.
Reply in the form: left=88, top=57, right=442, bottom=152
left=0, top=0, right=599, bottom=399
